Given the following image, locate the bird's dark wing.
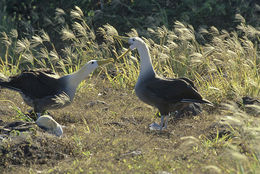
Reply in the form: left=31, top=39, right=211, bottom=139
left=145, top=77, right=203, bottom=103
left=1, top=69, right=62, bottom=99
left=178, top=77, right=198, bottom=90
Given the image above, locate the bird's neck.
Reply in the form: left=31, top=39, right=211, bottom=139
left=66, top=64, right=91, bottom=87
left=137, top=44, right=155, bottom=81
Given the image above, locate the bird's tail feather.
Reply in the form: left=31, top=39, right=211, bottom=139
left=0, top=81, right=21, bottom=92
left=181, top=98, right=213, bottom=106
left=0, top=73, right=20, bottom=91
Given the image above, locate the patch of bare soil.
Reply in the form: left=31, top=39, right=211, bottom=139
left=0, top=120, right=74, bottom=167
left=3, top=78, right=255, bottom=173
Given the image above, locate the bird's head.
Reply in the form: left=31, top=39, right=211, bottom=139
left=64, top=58, right=113, bottom=92
left=114, top=36, right=145, bottom=60
left=83, top=58, right=114, bottom=73
left=128, top=37, right=145, bottom=50
left=85, top=60, right=99, bottom=72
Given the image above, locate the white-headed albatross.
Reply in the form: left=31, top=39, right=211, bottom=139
left=118, top=37, right=213, bottom=130
left=0, top=59, right=113, bottom=116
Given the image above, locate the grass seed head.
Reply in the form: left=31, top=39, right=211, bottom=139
left=16, top=38, right=30, bottom=53
left=61, top=28, right=76, bottom=41
left=1, top=32, right=11, bottom=47
left=40, top=30, right=51, bottom=42
left=55, top=8, right=66, bottom=16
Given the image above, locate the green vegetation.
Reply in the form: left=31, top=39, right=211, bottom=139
left=1, top=0, right=259, bottom=36
left=0, top=3, right=259, bottom=174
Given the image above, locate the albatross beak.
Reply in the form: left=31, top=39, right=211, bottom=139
left=112, top=35, right=131, bottom=59
left=97, top=58, right=114, bottom=66
left=117, top=48, right=131, bottom=60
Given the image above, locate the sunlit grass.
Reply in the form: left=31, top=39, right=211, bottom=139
left=0, top=7, right=258, bottom=104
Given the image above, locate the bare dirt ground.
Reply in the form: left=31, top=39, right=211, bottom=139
left=0, top=77, right=259, bottom=173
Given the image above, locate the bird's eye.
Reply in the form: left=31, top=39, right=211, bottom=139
left=132, top=38, right=135, bottom=41
left=91, top=62, right=94, bottom=64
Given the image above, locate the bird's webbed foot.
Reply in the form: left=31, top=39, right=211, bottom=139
left=149, top=114, right=170, bottom=131
left=149, top=123, right=163, bottom=130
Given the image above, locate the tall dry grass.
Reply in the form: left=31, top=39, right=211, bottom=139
left=0, top=6, right=258, bottom=104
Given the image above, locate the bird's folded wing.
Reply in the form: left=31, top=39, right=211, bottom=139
left=145, top=78, right=203, bottom=103
left=7, top=70, right=61, bottom=99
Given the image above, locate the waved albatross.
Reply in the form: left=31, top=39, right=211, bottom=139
left=119, top=37, right=213, bottom=130
left=0, top=59, right=113, bottom=116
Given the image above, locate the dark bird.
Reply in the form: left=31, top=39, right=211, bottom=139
left=0, top=59, right=113, bottom=116
left=119, top=37, right=213, bottom=130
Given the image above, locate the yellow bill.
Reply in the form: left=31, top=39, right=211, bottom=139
left=112, top=35, right=131, bottom=59
left=117, top=48, right=131, bottom=60
left=97, top=58, right=114, bottom=66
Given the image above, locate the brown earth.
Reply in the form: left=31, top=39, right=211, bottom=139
left=0, top=77, right=257, bottom=173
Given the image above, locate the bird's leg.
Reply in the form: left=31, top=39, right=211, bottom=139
left=159, top=115, right=165, bottom=130
left=149, top=114, right=167, bottom=131
left=36, top=112, right=42, bottom=118
left=32, top=110, right=43, bottom=119
left=163, top=114, right=170, bottom=129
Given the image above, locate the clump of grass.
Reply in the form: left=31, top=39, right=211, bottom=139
left=0, top=6, right=112, bottom=76
left=199, top=102, right=260, bottom=173
left=1, top=6, right=258, bottom=105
